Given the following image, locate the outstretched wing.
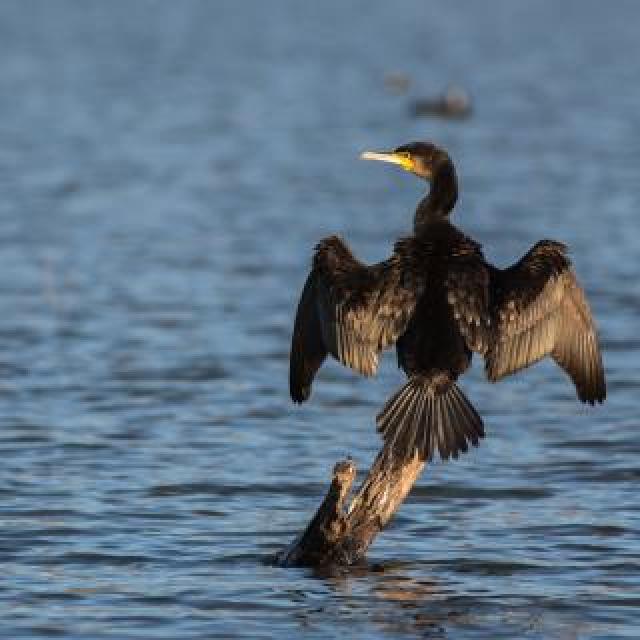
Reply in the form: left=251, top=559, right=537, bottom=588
left=290, top=235, right=423, bottom=403
left=485, top=240, right=605, bottom=404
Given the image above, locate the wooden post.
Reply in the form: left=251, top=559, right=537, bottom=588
left=276, top=447, right=425, bottom=567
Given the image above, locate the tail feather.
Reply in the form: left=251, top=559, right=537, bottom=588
left=376, top=377, right=484, bottom=462
left=443, top=392, right=464, bottom=457
left=377, top=384, right=413, bottom=450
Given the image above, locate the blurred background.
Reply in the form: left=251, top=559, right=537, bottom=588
left=0, top=1, right=638, bottom=638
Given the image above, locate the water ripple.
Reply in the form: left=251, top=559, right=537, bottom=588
left=0, top=1, right=637, bottom=638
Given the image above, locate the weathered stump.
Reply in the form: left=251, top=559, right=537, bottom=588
left=276, top=447, right=425, bottom=567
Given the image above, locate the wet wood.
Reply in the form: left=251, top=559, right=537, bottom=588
left=276, top=448, right=425, bottom=567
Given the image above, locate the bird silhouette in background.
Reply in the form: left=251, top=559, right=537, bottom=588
left=410, top=86, right=472, bottom=119
left=289, top=142, right=605, bottom=464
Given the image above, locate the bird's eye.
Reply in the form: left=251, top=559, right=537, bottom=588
left=399, top=152, right=411, bottom=160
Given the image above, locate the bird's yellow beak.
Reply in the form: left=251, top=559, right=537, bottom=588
left=360, top=150, right=414, bottom=172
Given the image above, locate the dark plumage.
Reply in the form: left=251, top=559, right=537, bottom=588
left=410, top=86, right=473, bottom=120
left=290, top=142, right=606, bottom=463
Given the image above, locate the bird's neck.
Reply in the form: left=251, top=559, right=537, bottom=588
left=414, top=161, right=458, bottom=232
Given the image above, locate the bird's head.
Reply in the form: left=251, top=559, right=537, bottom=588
left=360, top=141, right=458, bottom=220
left=360, top=141, right=451, bottom=182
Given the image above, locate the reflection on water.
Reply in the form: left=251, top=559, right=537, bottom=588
left=0, top=0, right=639, bottom=638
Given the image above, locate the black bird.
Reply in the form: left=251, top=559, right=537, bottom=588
left=289, top=142, right=606, bottom=463
left=410, top=86, right=472, bottom=120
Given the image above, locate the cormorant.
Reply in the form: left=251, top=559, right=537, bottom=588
left=289, top=142, right=606, bottom=463
left=410, top=86, right=472, bottom=119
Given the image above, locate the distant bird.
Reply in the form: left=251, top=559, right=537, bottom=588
left=289, top=142, right=605, bottom=464
left=383, top=72, right=411, bottom=95
left=410, top=86, right=472, bottom=119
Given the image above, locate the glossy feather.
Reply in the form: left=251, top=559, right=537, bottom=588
left=289, top=142, right=606, bottom=464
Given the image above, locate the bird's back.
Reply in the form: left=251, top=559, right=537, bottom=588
left=394, top=221, right=485, bottom=378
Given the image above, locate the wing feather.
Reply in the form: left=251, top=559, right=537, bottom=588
left=289, top=272, right=327, bottom=403
left=486, top=240, right=605, bottom=404
left=445, top=249, right=491, bottom=354
left=289, top=236, right=422, bottom=402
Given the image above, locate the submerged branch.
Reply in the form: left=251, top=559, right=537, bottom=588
left=276, top=448, right=425, bottom=567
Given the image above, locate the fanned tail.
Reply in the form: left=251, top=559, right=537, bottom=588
left=376, top=377, right=484, bottom=462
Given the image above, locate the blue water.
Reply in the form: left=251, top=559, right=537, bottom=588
left=0, top=1, right=639, bottom=638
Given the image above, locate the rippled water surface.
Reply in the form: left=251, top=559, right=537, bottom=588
left=0, top=1, right=639, bottom=638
